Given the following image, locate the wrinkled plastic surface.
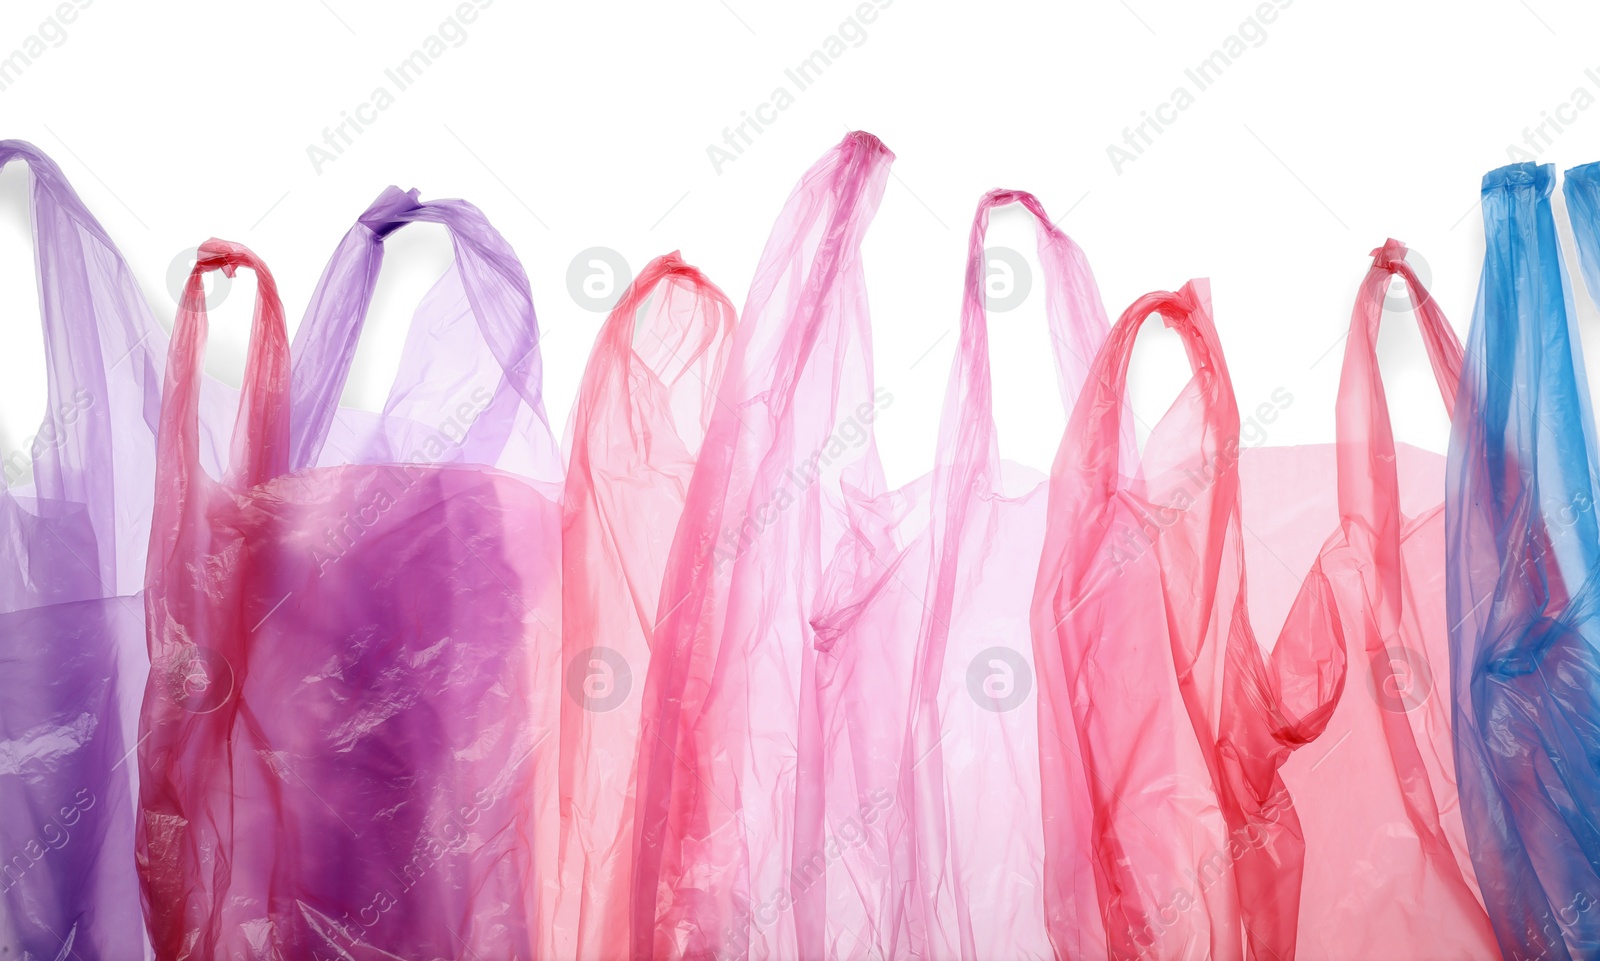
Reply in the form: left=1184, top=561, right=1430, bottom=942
left=630, top=131, right=892, bottom=960
left=558, top=254, right=734, bottom=960
left=137, top=234, right=559, bottom=959
left=1448, top=162, right=1600, bottom=960
left=804, top=189, right=1123, bottom=961
left=1275, top=240, right=1496, bottom=958
left=0, top=141, right=168, bottom=961
left=1032, top=282, right=1346, bottom=961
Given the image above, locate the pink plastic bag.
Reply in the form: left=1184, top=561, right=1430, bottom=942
left=558, top=253, right=735, bottom=959
left=137, top=240, right=556, bottom=959
left=1275, top=241, right=1496, bottom=958
left=631, top=131, right=892, bottom=960
left=804, top=189, right=1124, bottom=960
left=1032, top=281, right=1345, bottom=961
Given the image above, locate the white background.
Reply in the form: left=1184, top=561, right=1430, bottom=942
left=2, top=0, right=1599, bottom=488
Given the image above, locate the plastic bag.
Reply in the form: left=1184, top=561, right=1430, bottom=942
left=1274, top=240, right=1496, bottom=958
left=630, top=131, right=892, bottom=960
left=137, top=237, right=558, bottom=959
left=1032, top=281, right=1346, bottom=961
left=1449, top=161, right=1600, bottom=960
left=0, top=140, right=163, bottom=960
left=558, top=253, right=735, bottom=959
left=804, top=189, right=1122, bottom=960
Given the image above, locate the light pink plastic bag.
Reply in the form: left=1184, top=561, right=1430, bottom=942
left=558, top=253, right=735, bottom=960
left=1275, top=240, right=1496, bottom=958
left=1032, top=282, right=1346, bottom=961
left=631, top=131, right=892, bottom=960
left=805, top=189, right=1124, bottom=961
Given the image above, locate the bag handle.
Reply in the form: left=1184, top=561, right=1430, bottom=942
left=1071, top=280, right=1237, bottom=500
left=153, top=240, right=290, bottom=521
left=0, top=140, right=118, bottom=245
left=1565, top=162, right=1600, bottom=330
left=0, top=141, right=157, bottom=502
left=575, top=251, right=734, bottom=416
left=943, top=189, right=1123, bottom=485
left=1335, top=237, right=1462, bottom=612
left=288, top=186, right=549, bottom=470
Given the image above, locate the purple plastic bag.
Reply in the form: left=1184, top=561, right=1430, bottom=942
left=287, top=188, right=566, bottom=951
left=0, top=140, right=170, bottom=960
left=139, top=206, right=560, bottom=956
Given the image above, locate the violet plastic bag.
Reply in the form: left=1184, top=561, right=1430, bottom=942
left=137, top=239, right=558, bottom=959
left=288, top=187, right=565, bottom=953
left=804, top=189, right=1122, bottom=960
left=631, top=131, right=892, bottom=960
left=558, top=253, right=735, bottom=959
left=1032, top=282, right=1346, bottom=961
left=0, top=140, right=169, bottom=960
left=1275, top=240, right=1495, bottom=958
left=1449, top=162, right=1600, bottom=960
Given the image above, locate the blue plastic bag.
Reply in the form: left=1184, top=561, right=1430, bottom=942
left=1448, top=161, right=1600, bottom=961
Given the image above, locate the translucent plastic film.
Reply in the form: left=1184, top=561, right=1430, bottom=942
left=1276, top=240, right=1495, bottom=959
left=631, top=131, right=892, bottom=960
left=1448, top=163, right=1600, bottom=961
left=0, top=141, right=166, bottom=960
left=558, top=253, right=735, bottom=960
left=137, top=239, right=557, bottom=960
left=805, top=188, right=1121, bottom=961
left=1033, top=282, right=1345, bottom=961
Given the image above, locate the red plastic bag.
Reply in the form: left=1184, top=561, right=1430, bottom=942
left=630, top=131, right=892, bottom=960
left=558, top=253, right=735, bottom=959
left=137, top=240, right=555, bottom=959
left=804, top=188, right=1124, bottom=960
left=1032, top=281, right=1345, bottom=961
left=1275, top=240, right=1496, bottom=957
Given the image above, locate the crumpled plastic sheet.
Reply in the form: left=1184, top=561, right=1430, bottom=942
left=804, top=188, right=1123, bottom=961
left=137, top=223, right=560, bottom=959
left=1448, top=161, right=1600, bottom=961
left=630, top=131, right=893, bottom=960
left=558, top=253, right=734, bottom=960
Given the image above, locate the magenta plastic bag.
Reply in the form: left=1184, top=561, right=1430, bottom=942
left=1276, top=240, right=1496, bottom=958
left=804, top=189, right=1123, bottom=960
left=137, top=234, right=559, bottom=959
left=0, top=140, right=169, bottom=959
left=558, top=253, right=735, bottom=959
left=631, top=131, right=892, bottom=960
